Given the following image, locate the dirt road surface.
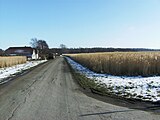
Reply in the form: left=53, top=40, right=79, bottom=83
left=0, top=57, right=160, bottom=120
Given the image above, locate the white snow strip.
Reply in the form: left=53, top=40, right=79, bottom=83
left=0, top=60, right=47, bottom=84
left=66, top=57, right=160, bottom=102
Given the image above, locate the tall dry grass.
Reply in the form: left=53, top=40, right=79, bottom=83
left=0, top=56, right=27, bottom=68
left=67, top=52, right=160, bottom=76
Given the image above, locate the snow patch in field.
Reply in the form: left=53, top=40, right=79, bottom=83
left=0, top=60, right=47, bottom=84
left=66, top=57, right=160, bottom=102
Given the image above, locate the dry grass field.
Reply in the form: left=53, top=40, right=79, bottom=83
left=0, top=56, right=27, bottom=68
left=67, top=52, right=160, bottom=76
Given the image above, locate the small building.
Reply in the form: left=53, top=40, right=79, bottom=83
left=5, top=47, right=39, bottom=60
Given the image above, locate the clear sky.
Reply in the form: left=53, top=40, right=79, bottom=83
left=0, top=0, right=160, bottom=49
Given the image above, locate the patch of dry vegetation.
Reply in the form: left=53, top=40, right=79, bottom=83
left=0, top=56, right=27, bottom=68
left=66, top=52, right=160, bottom=76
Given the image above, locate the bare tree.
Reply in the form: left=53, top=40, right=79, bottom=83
left=0, top=49, right=4, bottom=56
left=60, top=44, right=66, bottom=49
left=60, top=44, right=68, bottom=54
left=30, top=38, right=38, bottom=48
left=30, top=38, right=49, bottom=59
left=37, top=40, right=49, bottom=50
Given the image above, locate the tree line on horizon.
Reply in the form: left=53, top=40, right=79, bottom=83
left=0, top=46, right=160, bottom=57
left=0, top=38, right=160, bottom=57
left=50, top=47, right=160, bottom=54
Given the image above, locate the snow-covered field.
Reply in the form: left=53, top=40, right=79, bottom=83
left=0, top=60, right=47, bottom=84
left=66, top=57, right=160, bottom=102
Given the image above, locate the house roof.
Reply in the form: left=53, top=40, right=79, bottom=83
left=5, top=47, right=34, bottom=57
left=6, top=46, right=32, bottom=50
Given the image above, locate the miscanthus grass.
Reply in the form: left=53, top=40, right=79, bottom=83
left=0, top=56, right=27, bottom=68
left=66, top=52, right=160, bottom=76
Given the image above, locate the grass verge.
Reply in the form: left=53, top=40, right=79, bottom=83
left=65, top=57, right=113, bottom=96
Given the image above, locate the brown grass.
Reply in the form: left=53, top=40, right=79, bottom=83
left=0, top=56, right=27, bottom=68
left=66, top=52, right=160, bottom=76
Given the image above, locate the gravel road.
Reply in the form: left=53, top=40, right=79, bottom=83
left=0, top=57, right=160, bottom=120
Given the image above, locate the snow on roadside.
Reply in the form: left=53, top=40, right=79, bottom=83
left=66, top=57, right=160, bottom=102
left=0, top=60, right=47, bottom=84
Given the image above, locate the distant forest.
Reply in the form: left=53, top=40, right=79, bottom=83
left=1, top=47, right=160, bottom=57
left=50, top=47, right=160, bottom=54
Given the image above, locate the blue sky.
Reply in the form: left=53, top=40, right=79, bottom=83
left=0, top=0, right=160, bottom=49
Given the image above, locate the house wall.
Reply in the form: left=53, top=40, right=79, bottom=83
left=32, top=49, right=39, bottom=60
